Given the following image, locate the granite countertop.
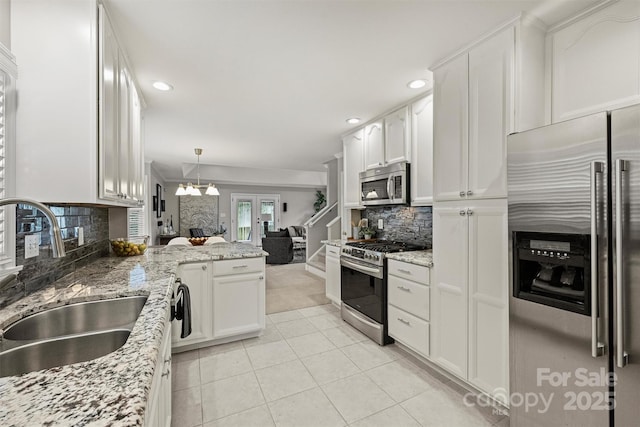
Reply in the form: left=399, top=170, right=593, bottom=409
left=386, top=249, right=434, bottom=268
left=322, top=239, right=345, bottom=247
left=0, top=242, right=266, bottom=426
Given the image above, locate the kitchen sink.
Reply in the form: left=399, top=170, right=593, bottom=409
left=2, top=295, right=148, bottom=340
left=0, top=329, right=132, bottom=377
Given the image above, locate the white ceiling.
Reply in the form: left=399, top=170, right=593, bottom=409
left=104, top=0, right=599, bottom=184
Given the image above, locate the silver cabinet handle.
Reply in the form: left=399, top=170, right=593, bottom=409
left=591, top=161, right=605, bottom=358
left=459, top=191, right=465, bottom=197
left=232, top=265, right=248, bottom=269
left=398, top=269, right=411, bottom=275
left=615, top=159, right=628, bottom=367
left=397, top=318, right=411, bottom=325
left=161, top=368, right=170, bottom=378
left=459, top=210, right=466, bottom=216
left=259, top=275, right=264, bottom=280
left=467, top=190, right=473, bottom=196
left=397, top=285, right=411, bottom=292
left=466, top=209, right=473, bottom=215
left=202, top=265, right=207, bottom=270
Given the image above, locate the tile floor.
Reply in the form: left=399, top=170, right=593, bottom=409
left=171, top=304, right=509, bottom=427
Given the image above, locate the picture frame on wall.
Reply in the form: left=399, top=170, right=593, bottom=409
left=156, top=184, right=162, bottom=218
left=161, top=200, right=166, bottom=212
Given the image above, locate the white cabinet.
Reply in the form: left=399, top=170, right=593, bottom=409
left=325, top=244, right=341, bottom=304
left=431, top=199, right=508, bottom=403
left=387, top=259, right=431, bottom=358
left=212, top=258, right=266, bottom=339
left=11, top=0, right=144, bottom=206
left=146, top=312, right=172, bottom=427
left=343, top=129, right=365, bottom=208
left=364, top=121, right=385, bottom=170
left=549, top=0, right=640, bottom=122
left=410, top=95, right=434, bottom=206
left=172, top=262, right=213, bottom=348
left=384, top=106, right=410, bottom=165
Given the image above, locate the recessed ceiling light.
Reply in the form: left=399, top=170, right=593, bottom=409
left=346, top=118, right=361, bottom=124
left=153, top=81, right=173, bottom=91
left=407, top=79, right=426, bottom=89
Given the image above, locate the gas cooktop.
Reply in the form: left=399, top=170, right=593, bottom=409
left=345, top=240, right=426, bottom=253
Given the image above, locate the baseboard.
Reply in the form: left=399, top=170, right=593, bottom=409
left=305, top=263, right=326, bottom=278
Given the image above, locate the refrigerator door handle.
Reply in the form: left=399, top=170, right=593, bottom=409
left=615, top=158, right=629, bottom=367
left=591, top=161, right=605, bottom=358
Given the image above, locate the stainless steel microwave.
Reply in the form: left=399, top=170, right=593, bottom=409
left=359, top=162, right=410, bottom=206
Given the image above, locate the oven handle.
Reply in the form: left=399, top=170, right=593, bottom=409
left=343, top=304, right=381, bottom=329
left=340, top=257, right=383, bottom=279
left=387, top=175, right=394, bottom=202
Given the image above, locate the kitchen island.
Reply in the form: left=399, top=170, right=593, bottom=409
left=0, top=242, right=266, bottom=426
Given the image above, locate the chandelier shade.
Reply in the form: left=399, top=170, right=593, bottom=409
left=175, top=148, right=219, bottom=196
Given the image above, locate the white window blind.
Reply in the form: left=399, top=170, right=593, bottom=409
left=128, top=208, right=145, bottom=238
left=0, top=70, right=9, bottom=266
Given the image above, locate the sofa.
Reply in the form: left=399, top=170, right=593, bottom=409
left=261, top=229, right=293, bottom=264
left=287, top=225, right=306, bottom=250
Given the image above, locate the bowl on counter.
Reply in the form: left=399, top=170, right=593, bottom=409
left=188, top=237, right=208, bottom=246
left=110, top=236, right=149, bottom=256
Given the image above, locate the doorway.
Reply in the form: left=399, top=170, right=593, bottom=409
left=230, top=193, right=280, bottom=246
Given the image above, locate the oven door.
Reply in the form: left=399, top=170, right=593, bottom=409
left=340, top=257, right=384, bottom=324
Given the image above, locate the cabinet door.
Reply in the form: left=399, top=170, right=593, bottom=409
left=325, top=247, right=341, bottom=304
left=468, top=28, right=513, bottom=200
left=172, top=262, right=213, bottom=347
left=551, top=1, right=640, bottom=122
left=432, top=203, right=468, bottom=378
left=433, top=55, right=468, bottom=202
left=384, top=106, right=410, bottom=164
left=343, top=129, right=364, bottom=208
left=98, top=7, right=120, bottom=201
left=118, top=59, right=132, bottom=200
left=467, top=200, right=509, bottom=403
left=129, top=83, right=144, bottom=204
left=410, top=95, right=434, bottom=205
left=213, top=272, right=265, bottom=338
left=364, top=121, right=385, bottom=170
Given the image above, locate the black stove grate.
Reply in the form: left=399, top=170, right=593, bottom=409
left=345, top=240, right=425, bottom=253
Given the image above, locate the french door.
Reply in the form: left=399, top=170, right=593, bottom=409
left=230, top=193, right=280, bottom=246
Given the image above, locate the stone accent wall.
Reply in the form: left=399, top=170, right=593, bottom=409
left=363, top=206, right=432, bottom=248
left=0, top=205, right=110, bottom=308
left=179, top=195, right=219, bottom=237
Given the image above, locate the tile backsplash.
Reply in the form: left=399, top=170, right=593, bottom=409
left=0, top=205, right=110, bottom=308
left=363, top=205, right=432, bottom=248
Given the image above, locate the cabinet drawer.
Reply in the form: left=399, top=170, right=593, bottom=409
left=388, top=259, right=430, bottom=285
left=213, top=257, right=264, bottom=276
left=388, top=305, right=429, bottom=357
left=326, top=245, right=341, bottom=258
left=388, top=275, right=429, bottom=321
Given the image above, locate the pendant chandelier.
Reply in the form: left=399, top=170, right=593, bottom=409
left=175, top=148, right=220, bottom=196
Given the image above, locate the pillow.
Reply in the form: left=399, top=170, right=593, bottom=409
left=287, top=226, right=298, bottom=237
left=294, top=226, right=305, bottom=238
left=266, top=229, right=289, bottom=237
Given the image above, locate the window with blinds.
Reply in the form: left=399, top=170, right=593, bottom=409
left=0, top=70, right=8, bottom=266
left=128, top=208, right=145, bottom=238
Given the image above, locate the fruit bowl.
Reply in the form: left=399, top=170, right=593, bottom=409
left=110, top=236, right=148, bottom=256
left=188, top=237, right=207, bottom=246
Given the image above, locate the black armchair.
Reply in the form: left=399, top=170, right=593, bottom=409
left=190, top=228, right=206, bottom=237
left=262, top=233, right=293, bottom=264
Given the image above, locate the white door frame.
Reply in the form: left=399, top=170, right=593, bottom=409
left=230, top=193, right=280, bottom=246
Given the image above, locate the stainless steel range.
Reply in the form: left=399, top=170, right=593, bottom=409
left=340, top=240, right=425, bottom=345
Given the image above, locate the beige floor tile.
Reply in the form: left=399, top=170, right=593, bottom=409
left=401, top=387, right=494, bottom=427
left=286, top=331, right=336, bottom=358
left=268, top=310, right=304, bottom=324
left=297, top=304, right=334, bottom=318
left=340, top=340, right=399, bottom=371
left=172, top=348, right=200, bottom=363
left=200, top=348, right=253, bottom=384
left=201, top=372, right=265, bottom=422
left=301, top=349, right=361, bottom=385
left=172, top=358, right=200, bottom=391
left=364, top=360, right=436, bottom=402
left=306, top=313, right=344, bottom=331
left=321, top=326, right=367, bottom=348
left=321, top=373, right=395, bottom=424
left=267, top=387, right=346, bottom=427
left=246, top=339, right=297, bottom=370
left=203, top=405, right=275, bottom=427
left=171, top=385, right=202, bottom=427
left=274, top=317, right=318, bottom=339
left=199, top=340, right=244, bottom=358
left=242, top=323, right=284, bottom=348
left=254, top=359, right=317, bottom=402
left=349, top=405, right=421, bottom=427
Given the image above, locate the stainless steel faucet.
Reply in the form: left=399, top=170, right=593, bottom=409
left=0, top=198, right=66, bottom=258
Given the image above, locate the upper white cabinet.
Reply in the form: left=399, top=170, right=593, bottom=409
left=11, top=0, right=144, bottom=206
left=364, top=121, right=385, bottom=169
left=384, top=106, right=410, bottom=165
left=410, top=95, right=434, bottom=206
left=549, top=0, right=640, bottom=122
left=433, top=17, right=545, bottom=202
left=343, top=129, right=365, bottom=208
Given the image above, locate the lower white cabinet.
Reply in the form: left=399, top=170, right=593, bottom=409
left=325, top=245, right=341, bottom=304
left=431, top=199, right=509, bottom=404
left=212, top=258, right=266, bottom=339
left=172, top=261, right=213, bottom=348
left=387, top=259, right=431, bottom=358
left=146, top=313, right=172, bottom=427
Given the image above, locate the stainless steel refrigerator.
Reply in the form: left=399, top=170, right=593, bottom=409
left=507, top=104, right=640, bottom=426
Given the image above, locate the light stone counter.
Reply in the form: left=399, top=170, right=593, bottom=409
left=322, top=239, right=345, bottom=247
left=385, top=249, right=433, bottom=268
left=0, top=242, right=266, bottom=426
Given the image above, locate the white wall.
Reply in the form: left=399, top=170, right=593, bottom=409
left=0, top=0, right=9, bottom=49
left=147, top=162, right=179, bottom=245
